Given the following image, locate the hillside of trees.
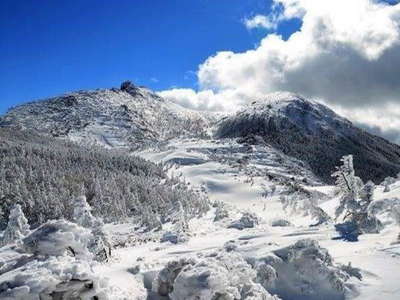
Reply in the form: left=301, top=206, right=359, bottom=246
left=0, top=128, right=209, bottom=229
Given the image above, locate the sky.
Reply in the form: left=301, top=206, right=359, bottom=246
left=1, top=0, right=400, bottom=143
left=0, top=0, right=296, bottom=113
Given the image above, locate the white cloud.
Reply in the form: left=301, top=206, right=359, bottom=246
left=158, top=88, right=225, bottom=111
left=244, top=15, right=278, bottom=30
left=158, top=88, right=257, bottom=112
left=160, top=0, right=400, bottom=142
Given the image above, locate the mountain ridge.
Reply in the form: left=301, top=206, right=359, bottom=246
left=0, top=81, right=211, bottom=150
left=2, top=84, right=400, bottom=184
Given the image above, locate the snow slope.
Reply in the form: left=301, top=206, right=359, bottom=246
left=84, top=137, right=400, bottom=299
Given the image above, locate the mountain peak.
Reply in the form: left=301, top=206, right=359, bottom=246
left=0, top=85, right=209, bottom=150
left=216, top=92, right=400, bottom=183
left=252, top=91, right=306, bottom=105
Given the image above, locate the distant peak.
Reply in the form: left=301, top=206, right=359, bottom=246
left=250, top=91, right=308, bottom=107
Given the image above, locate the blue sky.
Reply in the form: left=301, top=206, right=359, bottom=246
left=0, top=0, right=301, bottom=113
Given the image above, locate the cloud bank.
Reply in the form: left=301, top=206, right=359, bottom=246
left=159, top=0, right=400, bottom=143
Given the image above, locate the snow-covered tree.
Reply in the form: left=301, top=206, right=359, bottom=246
left=73, top=195, right=97, bottom=228
left=359, top=181, right=375, bottom=211
left=72, top=195, right=111, bottom=261
left=213, top=200, right=229, bottom=222
left=0, top=128, right=209, bottom=229
left=332, top=155, right=363, bottom=221
left=332, top=156, right=382, bottom=235
left=141, top=206, right=162, bottom=231
left=175, top=201, right=189, bottom=233
left=0, top=204, right=30, bottom=247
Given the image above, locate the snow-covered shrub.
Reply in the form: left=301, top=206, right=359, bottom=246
left=160, top=202, right=191, bottom=244
left=280, top=183, right=330, bottom=226
left=213, top=200, right=229, bottom=222
left=256, top=263, right=278, bottom=288
left=228, top=212, right=259, bottom=230
left=160, top=231, right=188, bottom=244
left=339, top=262, right=362, bottom=281
left=140, top=206, right=163, bottom=231
left=0, top=255, right=129, bottom=300
left=223, top=240, right=238, bottom=252
left=334, top=221, right=360, bottom=242
left=256, top=239, right=358, bottom=300
left=271, top=219, right=291, bottom=227
left=22, top=220, right=92, bottom=259
left=154, top=252, right=278, bottom=300
left=0, top=204, right=30, bottom=247
left=382, top=176, right=396, bottom=192
left=368, top=197, right=400, bottom=242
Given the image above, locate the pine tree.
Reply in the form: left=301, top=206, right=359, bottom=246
left=331, top=155, right=363, bottom=221
left=332, top=156, right=382, bottom=235
left=72, top=195, right=97, bottom=228
left=0, top=204, right=30, bottom=247
left=175, top=201, right=189, bottom=233
left=72, top=196, right=110, bottom=261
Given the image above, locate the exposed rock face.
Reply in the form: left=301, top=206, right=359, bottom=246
left=120, top=80, right=141, bottom=97
left=215, top=92, right=400, bottom=184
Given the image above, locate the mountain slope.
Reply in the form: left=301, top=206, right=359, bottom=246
left=215, top=92, right=400, bottom=183
left=0, top=81, right=210, bottom=150
left=0, top=128, right=208, bottom=228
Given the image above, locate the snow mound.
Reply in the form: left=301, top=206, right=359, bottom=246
left=0, top=219, right=132, bottom=300
left=228, top=212, right=260, bottom=230
left=256, top=239, right=359, bottom=300
left=22, top=220, right=93, bottom=259
left=153, top=252, right=279, bottom=300
left=0, top=256, right=124, bottom=300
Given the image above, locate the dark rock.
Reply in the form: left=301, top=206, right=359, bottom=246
left=120, top=80, right=140, bottom=97
left=120, top=80, right=135, bottom=91
left=61, top=95, right=78, bottom=107
left=334, top=221, right=360, bottom=242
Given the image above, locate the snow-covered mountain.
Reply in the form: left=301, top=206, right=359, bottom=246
left=0, top=81, right=210, bottom=150
left=1, top=86, right=400, bottom=299
left=3, top=88, right=400, bottom=184
left=215, top=92, right=400, bottom=184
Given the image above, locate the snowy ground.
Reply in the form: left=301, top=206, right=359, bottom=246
left=91, top=138, right=400, bottom=299
left=1, top=137, right=399, bottom=299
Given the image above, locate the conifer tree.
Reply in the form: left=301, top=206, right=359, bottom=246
left=332, top=155, right=382, bottom=234
left=72, top=196, right=110, bottom=261
left=0, top=204, right=30, bottom=247
left=331, top=155, right=363, bottom=221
